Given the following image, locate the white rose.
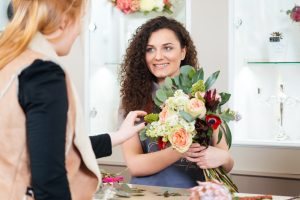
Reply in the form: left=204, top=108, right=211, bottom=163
left=140, top=0, right=156, bottom=12
left=154, top=0, right=164, bottom=11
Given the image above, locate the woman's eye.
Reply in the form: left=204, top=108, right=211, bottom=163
left=165, top=46, right=173, bottom=51
left=146, top=48, right=155, bottom=53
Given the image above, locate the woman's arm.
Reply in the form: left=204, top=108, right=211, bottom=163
left=19, top=60, right=71, bottom=199
left=90, top=111, right=146, bottom=159
left=122, top=134, right=182, bottom=176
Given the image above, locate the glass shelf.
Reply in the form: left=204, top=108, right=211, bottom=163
left=247, top=61, right=300, bottom=65
left=233, top=139, right=300, bottom=149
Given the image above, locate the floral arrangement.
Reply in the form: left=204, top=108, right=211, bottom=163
left=109, top=0, right=173, bottom=14
left=140, top=65, right=239, bottom=193
left=287, top=5, right=300, bottom=22
left=188, top=181, right=232, bottom=200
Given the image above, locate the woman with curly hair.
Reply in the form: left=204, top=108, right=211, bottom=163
left=119, top=16, right=234, bottom=188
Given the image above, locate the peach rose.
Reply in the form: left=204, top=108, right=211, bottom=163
left=159, top=107, right=169, bottom=123
left=185, top=98, right=206, bottom=118
left=168, top=128, right=192, bottom=153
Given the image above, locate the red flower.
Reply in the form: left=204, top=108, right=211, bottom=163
left=204, top=89, right=221, bottom=112
left=157, top=137, right=167, bottom=150
left=291, top=6, right=300, bottom=22
left=205, top=114, right=222, bottom=130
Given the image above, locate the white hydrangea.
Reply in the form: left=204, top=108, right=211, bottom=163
left=154, top=0, right=164, bottom=11
left=166, top=90, right=190, bottom=112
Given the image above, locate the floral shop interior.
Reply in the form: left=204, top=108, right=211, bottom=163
left=1, top=0, right=300, bottom=199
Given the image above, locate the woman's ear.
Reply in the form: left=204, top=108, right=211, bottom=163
left=181, top=46, right=187, bottom=61
left=45, top=15, right=69, bottom=41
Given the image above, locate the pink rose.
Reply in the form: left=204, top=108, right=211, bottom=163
left=185, top=98, right=206, bottom=118
left=116, top=0, right=134, bottom=14
left=291, top=6, right=300, bottom=22
left=168, top=128, right=192, bottom=153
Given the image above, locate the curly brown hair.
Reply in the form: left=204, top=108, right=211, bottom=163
left=119, top=16, right=199, bottom=117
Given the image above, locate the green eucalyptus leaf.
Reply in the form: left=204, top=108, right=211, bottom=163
left=188, top=68, right=196, bottom=79
left=220, top=111, right=235, bottom=122
left=192, top=68, right=204, bottom=83
left=205, top=71, right=220, bottom=90
left=224, top=122, right=232, bottom=148
left=217, top=129, right=223, bottom=144
left=164, top=77, right=173, bottom=89
left=180, top=65, right=194, bottom=76
left=154, top=97, right=163, bottom=107
left=179, top=111, right=195, bottom=122
left=219, top=92, right=231, bottom=106
left=172, top=76, right=180, bottom=87
left=156, top=89, right=167, bottom=102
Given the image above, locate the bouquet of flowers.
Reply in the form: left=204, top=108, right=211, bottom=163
left=140, top=65, right=239, bottom=193
left=287, top=5, right=300, bottom=22
left=109, top=0, right=173, bottom=14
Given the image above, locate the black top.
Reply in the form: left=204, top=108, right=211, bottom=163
left=18, top=59, right=112, bottom=200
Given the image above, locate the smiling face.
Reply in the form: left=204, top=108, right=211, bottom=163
left=145, top=28, right=186, bottom=85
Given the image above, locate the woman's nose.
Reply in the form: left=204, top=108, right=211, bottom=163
left=155, top=50, right=163, bottom=60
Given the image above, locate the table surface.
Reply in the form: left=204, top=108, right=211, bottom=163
left=94, top=184, right=293, bottom=200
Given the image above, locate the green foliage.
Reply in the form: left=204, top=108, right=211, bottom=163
left=204, top=70, right=220, bottom=90
left=219, top=92, right=231, bottom=106
left=156, top=89, right=168, bottom=102
left=179, top=111, right=195, bottom=122
left=144, top=113, right=159, bottom=123
left=223, top=122, right=232, bottom=148
left=139, top=128, right=147, bottom=141
left=192, top=68, right=204, bottom=84
left=191, top=80, right=205, bottom=96
left=219, top=109, right=236, bottom=123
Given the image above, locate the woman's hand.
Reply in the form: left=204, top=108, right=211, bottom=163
left=184, top=143, right=230, bottom=169
left=110, top=110, right=147, bottom=147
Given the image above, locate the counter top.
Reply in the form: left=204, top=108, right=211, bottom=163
left=93, top=184, right=292, bottom=200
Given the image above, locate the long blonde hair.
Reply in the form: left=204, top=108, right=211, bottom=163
left=0, top=0, right=86, bottom=70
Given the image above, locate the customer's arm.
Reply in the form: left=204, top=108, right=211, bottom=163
left=19, top=60, right=71, bottom=200
left=90, top=111, right=146, bottom=158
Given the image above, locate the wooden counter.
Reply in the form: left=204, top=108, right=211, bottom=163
left=93, top=184, right=292, bottom=200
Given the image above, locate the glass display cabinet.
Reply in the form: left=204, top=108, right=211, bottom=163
left=230, top=0, right=300, bottom=147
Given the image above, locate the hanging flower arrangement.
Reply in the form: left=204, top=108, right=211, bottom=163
left=109, top=0, right=173, bottom=14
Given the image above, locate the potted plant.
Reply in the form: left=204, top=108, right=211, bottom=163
left=268, top=31, right=286, bottom=62
left=269, top=32, right=283, bottom=42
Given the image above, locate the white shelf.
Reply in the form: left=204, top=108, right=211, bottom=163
left=233, top=139, right=300, bottom=148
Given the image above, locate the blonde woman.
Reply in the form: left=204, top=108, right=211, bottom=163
left=0, top=0, right=146, bottom=199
